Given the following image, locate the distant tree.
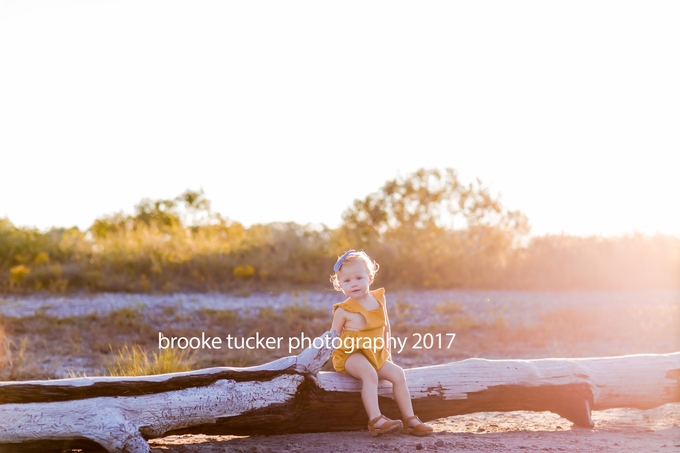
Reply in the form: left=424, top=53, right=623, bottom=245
left=133, top=198, right=181, bottom=230
left=338, top=168, right=530, bottom=288
left=341, top=168, right=529, bottom=242
left=176, top=188, right=212, bottom=227
left=89, top=189, right=213, bottom=239
left=90, top=212, right=130, bottom=239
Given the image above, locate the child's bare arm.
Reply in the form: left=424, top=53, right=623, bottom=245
left=383, top=297, right=392, bottom=360
left=331, top=308, right=346, bottom=335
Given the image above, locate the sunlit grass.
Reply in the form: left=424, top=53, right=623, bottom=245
left=433, top=301, right=480, bottom=330
left=3, top=290, right=679, bottom=381
left=0, top=322, right=36, bottom=381
left=107, top=345, right=194, bottom=376
left=2, top=210, right=678, bottom=294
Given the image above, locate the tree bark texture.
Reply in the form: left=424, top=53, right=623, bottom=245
left=0, top=331, right=678, bottom=453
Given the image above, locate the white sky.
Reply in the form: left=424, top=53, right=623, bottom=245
left=1, top=1, right=678, bottom=237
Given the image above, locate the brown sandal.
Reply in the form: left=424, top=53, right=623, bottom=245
left=367, top=415, right=403, bottom=437
left=401, top=415, right=434, bottom=436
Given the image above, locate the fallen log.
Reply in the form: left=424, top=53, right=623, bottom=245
left=0, top=330, right=678, bottom=453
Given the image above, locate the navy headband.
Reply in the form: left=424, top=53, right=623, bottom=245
left=333, top=250, right=356, bottom=272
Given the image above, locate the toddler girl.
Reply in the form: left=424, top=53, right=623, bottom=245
left=329, top=250, right=434, bottom=437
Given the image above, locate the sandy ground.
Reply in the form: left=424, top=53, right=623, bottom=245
left=148, top=404, right=680, bottom=452
left=2, top=290, right=678, bottom=452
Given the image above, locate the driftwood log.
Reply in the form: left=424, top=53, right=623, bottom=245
left=0, top=330, right=678, bottom=453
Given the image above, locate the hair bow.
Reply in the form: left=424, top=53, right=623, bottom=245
left=333, top=250, right=356, bottom=272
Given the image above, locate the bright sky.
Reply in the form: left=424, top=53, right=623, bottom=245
left=1, top=1, right=678, bottom=238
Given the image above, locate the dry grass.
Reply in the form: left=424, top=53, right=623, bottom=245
left=2, top=292, right=678, bottom=380
left=107, top=345, right=194, bottom=376
left=0, top=321, right=41, bottom=380
left=0, top=300, right=332, bottom=379
left=0, top=323, right=9, bottom=373
left=2, top=212, right=679, bottom=294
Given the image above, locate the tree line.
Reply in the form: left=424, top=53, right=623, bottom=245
left=1, top=168, right=677, bottom=293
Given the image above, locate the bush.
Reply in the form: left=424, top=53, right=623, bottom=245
left=1, top=177, right=678, bottom=293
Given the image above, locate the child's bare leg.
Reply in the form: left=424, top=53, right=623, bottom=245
left=343, top=353, right=389, bottom=427
left=377, top=361, right=415, bottom=420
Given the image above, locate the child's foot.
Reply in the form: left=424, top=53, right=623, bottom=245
left=401, top=415, right=434, bottom=436
left=368, top=415, right=402, bottom=437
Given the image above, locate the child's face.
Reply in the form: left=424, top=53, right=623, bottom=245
left=336, top=259, right=373, bottom=299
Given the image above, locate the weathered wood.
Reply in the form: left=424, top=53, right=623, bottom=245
left=314, top=352, right=680, bottom=430
left=0, top=331, right=338, bottom=453
left=0, top=354, right=302, bottom=404
left=0, top=331, right=678, bottom=453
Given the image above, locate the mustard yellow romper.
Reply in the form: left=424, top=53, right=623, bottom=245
left=331, top=288, right=390, bottom=374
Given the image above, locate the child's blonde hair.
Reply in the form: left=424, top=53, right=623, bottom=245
left=330, top=250, right=379, bottom=291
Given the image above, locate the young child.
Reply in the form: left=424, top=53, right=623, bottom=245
left=329, top=250, right=434, bottom=437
